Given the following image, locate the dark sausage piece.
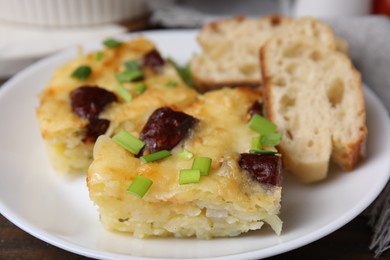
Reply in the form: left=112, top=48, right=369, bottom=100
left=70, top=86, right=117, bottom=120
left=140, top=107, right=198, bottom=155
left=70, top=86, right=117, bottom=143
left=248, top=100, right=263, bottom=118
left=238, top=153, right=282, bottom=186
left=270, top=16, right=283, bottom=26
left=142, top=49, right=165, bottom=68
left=83, top=118, right=110, bottom=143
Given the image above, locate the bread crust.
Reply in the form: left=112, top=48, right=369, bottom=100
left=191, top=15, right=292, bottom=91
left=331, top=66, right=367, bottom=171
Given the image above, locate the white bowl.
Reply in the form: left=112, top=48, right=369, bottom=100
left=0, top=0, right=149, bottom=27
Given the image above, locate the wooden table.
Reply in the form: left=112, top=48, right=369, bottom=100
left=0, top=212, right=385, bottom=259
left=0, top=18, right=389, bottom=259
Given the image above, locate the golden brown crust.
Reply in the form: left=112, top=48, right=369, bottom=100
left=330, top=56, right=367, bottom=171
left=192, top=15, right=292, bottom=92
left=207, top=16, right=246, bottom=32
left=205, top=15, right=289, bottom=33
left=344, top=133, right=367, bottom=170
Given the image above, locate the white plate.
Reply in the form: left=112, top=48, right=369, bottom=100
left=0, top=30, right=389, bottom=260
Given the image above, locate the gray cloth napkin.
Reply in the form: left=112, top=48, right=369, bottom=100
left=149, top=5, right=390, bottom=256
left=325, top=16, right=390, bottom=112
left=322, top=16, right=390, bottom=258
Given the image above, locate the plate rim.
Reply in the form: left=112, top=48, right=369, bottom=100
left=0, top=29, right=389, bottom=260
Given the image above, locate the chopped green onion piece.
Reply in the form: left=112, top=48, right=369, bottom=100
left=112, top=129, right=144, bottom=154
left=249, top=114, right=277, bottom=135
left=94, top=51, right=104, bottom=61
left=135, top=82, right=146, bottom=94
left=127, top=176, right=153, bottom=198
left=71, top=65, right=92, bottom=80
left=167, top=58, right=193, bottom=87
left=140, top=150, right=171, bottom=163
left=115, top=59, right=143, bottom=83
left=115, top=69, right=143, bottom=83
left=103, top=38, right=122, bottom=49
left=116, top=86, right=132, bottom=102
left=177, top=65, right=192, bottom=87
left=179, top=169, right=201, bottom=185
left=165, top=80, right=178, bottom=87
left=261, top=133, right=282, bottom=146
left=251, top=135, right=262, bottom=150
left=249, top=149, right=278, bottom=155
left=177, top=149, right=193, bottom=160
left=124, top=60, right=140, bottom=71
left=192, top=156, right=212, bottom=176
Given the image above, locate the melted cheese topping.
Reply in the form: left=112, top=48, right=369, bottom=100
left=36, top=37, right=198, bottom=173
left=36, top=36, right=282, bottom=238
left=88, top=87, right=282, bottom=238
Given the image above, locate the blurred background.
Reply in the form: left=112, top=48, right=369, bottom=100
left=0, top=0, right=389, bottom=78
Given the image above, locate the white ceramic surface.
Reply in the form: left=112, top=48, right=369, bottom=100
left=292, top=0, right=372, bottom=17
left=0, top=0, right=149, bottom=26
left=0, top=30, right=389, bottom=260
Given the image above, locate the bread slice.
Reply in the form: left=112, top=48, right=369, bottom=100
left=261, top=25, right=367, bottom=183
left=190, top=16, right=348, bottom=91
left=190, top=16, right=292, bottom=91
left=88, top=87, right=283, bottom=239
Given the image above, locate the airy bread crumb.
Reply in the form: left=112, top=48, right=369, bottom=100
left=190, top=16, right=291, bottom=91
left=261, top=19, right=367, bottom=183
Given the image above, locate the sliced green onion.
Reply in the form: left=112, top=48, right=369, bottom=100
left=249, top=114, right=277, bottom=135
left=135, top=82, right=146, bottom=94
left=71, top=65, right=92, bottom=80
left=94, top=51, right=104, bottom=61
left=112, top=129, right=144, bottom=154
left=165, top=80, right=178, bottom=88
left=115, top=69, right=143, bottom=83
left=249, top=149, right=278, bottom=155
left=179, top=169, right=201, bottom=185
left=167, top=58, right=193, bottom=87
left=124, top=60, right=140, bottom=71
left=192, top=156, right=212, bottom=176
left=127, top=176, right=153, bottom=198
left=140, top=150, right=171, bottom=163
left=103, top=38, right=122, bottom=49
left=116, top=86, right=132, bottom=102
left=177, top=149, right=193, bottom=160
left=251, top=135, right=262, bottom=150
left=261, top=133, right=282, bottom=146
